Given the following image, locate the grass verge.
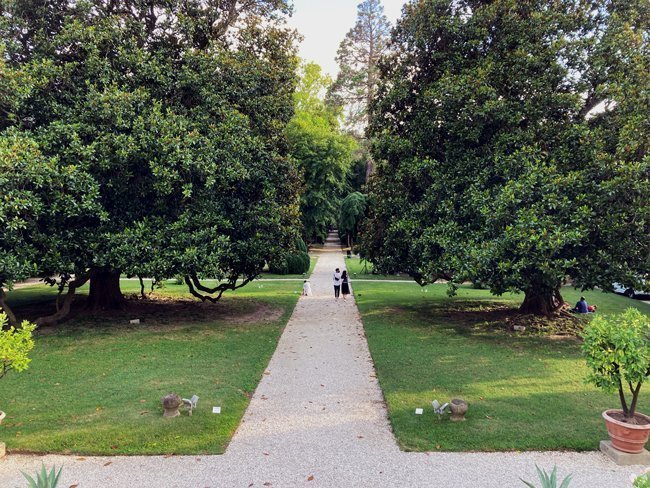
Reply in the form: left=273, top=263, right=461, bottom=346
left=343, top=256, right=411, bottom=280
left=0, top=280, right=301, bottom=455
left=354, top=281, right=650, bottom=452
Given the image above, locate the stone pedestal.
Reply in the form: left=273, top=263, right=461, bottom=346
left=600, top=440, right=650, bottom=465
left=0, top=442, right=6, bottom=458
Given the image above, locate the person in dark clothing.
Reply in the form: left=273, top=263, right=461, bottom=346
left=572, top=296, right=589, bottom=313
left=341, top=270, right=350, bottom=300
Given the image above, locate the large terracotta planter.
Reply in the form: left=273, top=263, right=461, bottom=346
left=603, top=409, right=650, bottom=454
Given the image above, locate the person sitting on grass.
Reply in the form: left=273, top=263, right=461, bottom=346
left=572, top=296, right=589, bottom=313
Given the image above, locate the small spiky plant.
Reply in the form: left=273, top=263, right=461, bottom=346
left=521, top=465, right=572, bottom=488
left=21, top=464, right=63, bottom=488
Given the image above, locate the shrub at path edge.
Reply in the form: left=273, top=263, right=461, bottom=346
left=0, top=312, right=35, bottom=380
left=582, top=308, right=650, bottom=423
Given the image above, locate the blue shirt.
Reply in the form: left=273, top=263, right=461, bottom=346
left=577, top=300, right=589, bottom=313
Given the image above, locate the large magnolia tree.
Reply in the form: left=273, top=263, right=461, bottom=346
left=0, top=0, right=301, bottom=324
left=361, top=0, right=649, bottom=316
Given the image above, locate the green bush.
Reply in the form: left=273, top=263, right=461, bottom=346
left=296, top=237, right=308, bottom=253
left=268, top=238, right=310, bottom=275
left=0, top=312, right=36, bottom=379
left=582, top=308, right=650, bottom=421
left=633, top=470, right=650, bottom=488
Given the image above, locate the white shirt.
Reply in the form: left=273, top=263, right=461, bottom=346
left=303, top=282, right=312, bottom=296
left=333, top=272, right=342, bottom=286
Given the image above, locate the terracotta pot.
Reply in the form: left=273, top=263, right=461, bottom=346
left=602, top=409, right=650, bottom=454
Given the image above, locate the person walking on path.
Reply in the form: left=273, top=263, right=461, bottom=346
left=333, top=268, right=342, bottom=299
left=341, top=270, right=351, bottom=300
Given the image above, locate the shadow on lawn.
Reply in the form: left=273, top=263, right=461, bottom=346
left=378, top=299, right=587, bottom=338
left=11, top=294, right=284, bottom=336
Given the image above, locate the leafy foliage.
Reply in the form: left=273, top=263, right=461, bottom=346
left=521, top=465, right=572, bottom=488
left=633, top=470, right=650, bottom=488
left=0, top=312, right=35, bottom=379
left=361, top=0, right=649, bottom=315
left=268, top=238, right=310, bottom=275
left=339, top=192, right=367, bottom=247
left=582, top=308, right=650, bottom=420
left=287, top=62, right=356, bottom=243
left=0, top=0, right=301, bottom=319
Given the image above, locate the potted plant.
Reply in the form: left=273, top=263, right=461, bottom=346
left=582, top=308, right=650, bottom=453
left=0, top=312, right=36, bottom=456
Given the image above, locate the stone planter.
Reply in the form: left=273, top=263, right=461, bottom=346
left=449, top=399, right=468, bottom=422
left=162, top=393, right=182, bottom=418
left=603, top=409, right=650, bottom=454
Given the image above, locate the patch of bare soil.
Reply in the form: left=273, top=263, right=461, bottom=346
left=16, top=295, right=283, bottom=334
left=394, top=301, right=585, bottom=337
left=608, top=411, right=650, bottom=426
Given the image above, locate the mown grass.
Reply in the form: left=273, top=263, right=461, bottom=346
left=354, top=281, right=650, bottom=452
left=0, top=280, right=301, bottom=455
left=343, top=256, right=411, bottom=280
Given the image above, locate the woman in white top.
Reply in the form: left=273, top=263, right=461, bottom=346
left=333, top=268, right=342, bottom=299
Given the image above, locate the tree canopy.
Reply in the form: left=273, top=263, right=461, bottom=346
left=287, top=62, right=356, bottom=243
left=329, top=0, right=392, bottom=134
left=0, top=0, right=301, bottom=324
left=339, top=192, right=367, bottom=248
left=361, top=0, right=649, bottom=316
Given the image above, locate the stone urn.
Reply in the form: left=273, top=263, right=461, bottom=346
left=449, top=399, right=468, bottom=422
left=603, top=409, right=650, bottom=454
left=162, top=393, right=182, bottom=418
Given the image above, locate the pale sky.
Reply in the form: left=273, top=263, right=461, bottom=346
left=286, top=0, right=407, bottom=77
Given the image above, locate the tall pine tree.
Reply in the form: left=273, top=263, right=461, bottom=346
left=329, top=0, right=392, bottom=135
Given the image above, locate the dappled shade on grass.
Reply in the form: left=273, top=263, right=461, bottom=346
left=0, top=280, right=301, bottom=455
left=354, top=282, right=650, bottom=452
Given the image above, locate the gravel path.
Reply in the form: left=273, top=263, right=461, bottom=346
left=0, top=235, right=643, bottom=487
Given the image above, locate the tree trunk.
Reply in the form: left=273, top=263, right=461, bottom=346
left=36, top=274, right=90, bottom=327
left=87, top=268, right=125, bottom=311
left=0, top=287, right=17, bottom=327
left=519, top=287, right=564, bottom=316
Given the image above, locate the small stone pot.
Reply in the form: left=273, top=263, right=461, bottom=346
left=449, top=399, right=468, bottom=422
left=162, top=393, right=182, bottom=418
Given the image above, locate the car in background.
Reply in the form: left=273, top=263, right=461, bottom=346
left=613, top=281, right=649, bottom=299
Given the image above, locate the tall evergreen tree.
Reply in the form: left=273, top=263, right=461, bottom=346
left=329, top=0, right=392, bottom=135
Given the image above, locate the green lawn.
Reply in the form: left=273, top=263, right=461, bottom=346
left=354, top=281, right=650, bottom=452
left=0, top=280, right=301, bottom=455
left=343, top=256, right=411, bottom=280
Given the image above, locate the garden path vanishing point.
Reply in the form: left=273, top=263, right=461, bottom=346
left=0, top=233, right=642, bottom=487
